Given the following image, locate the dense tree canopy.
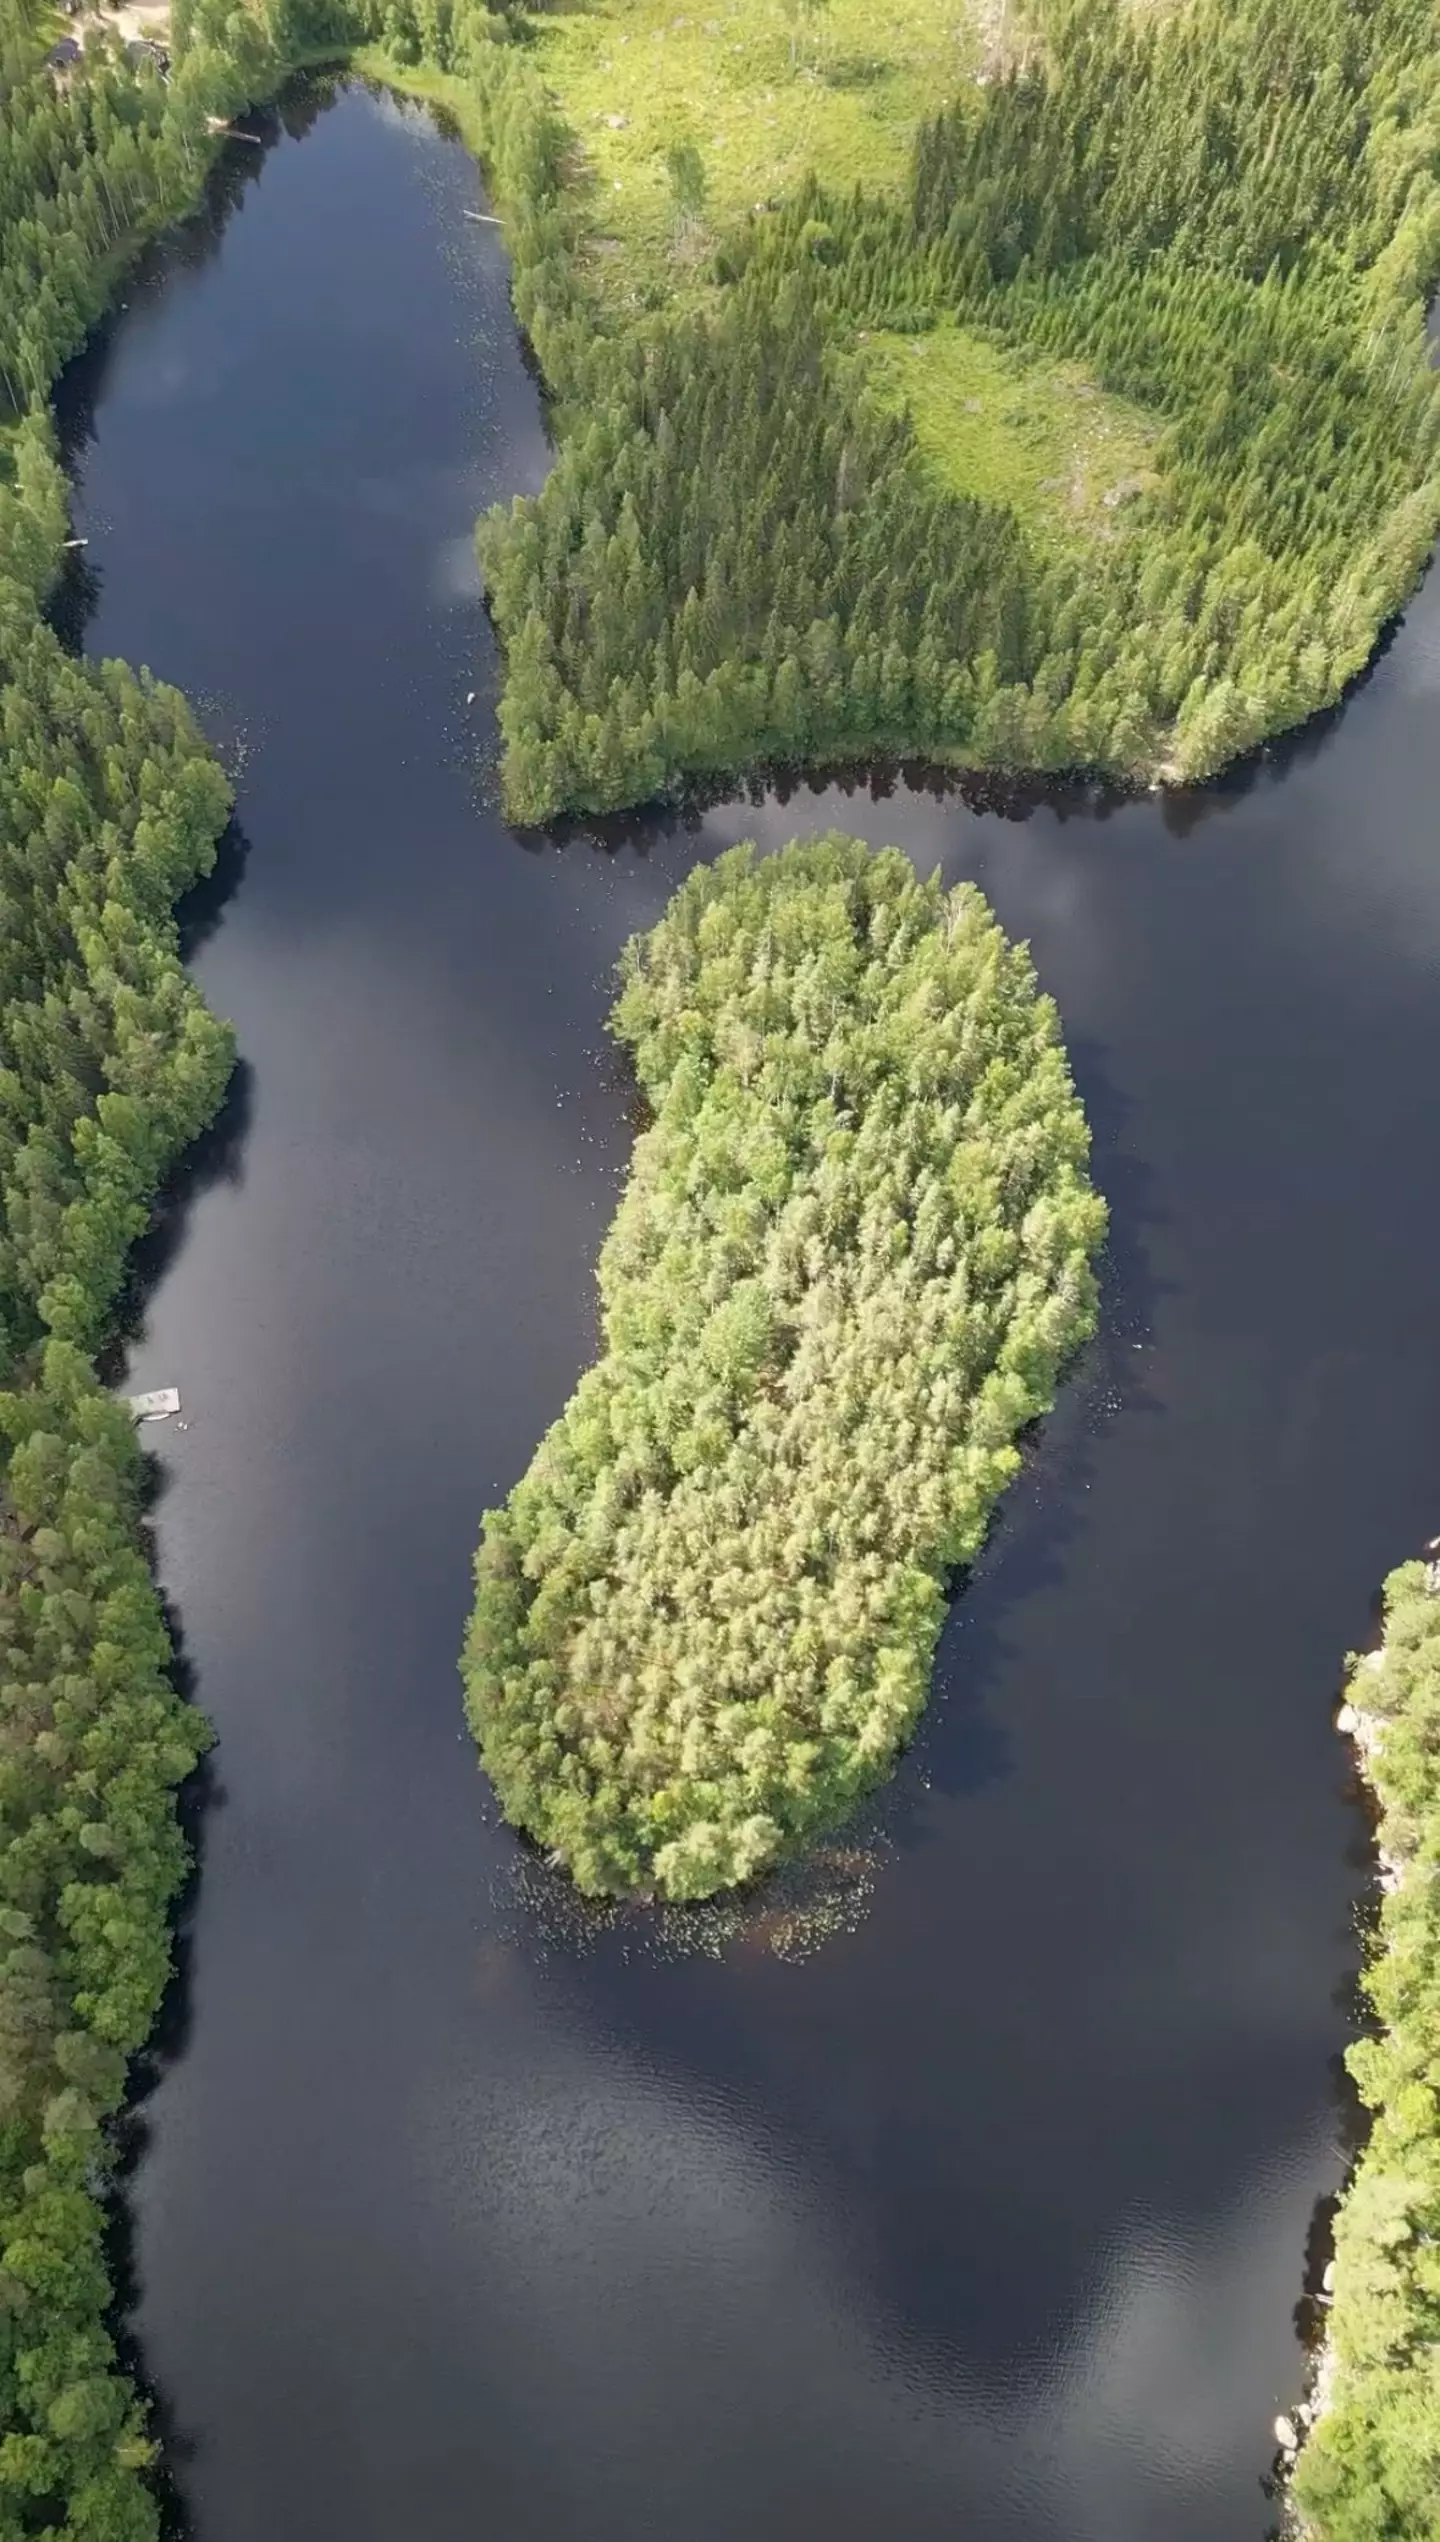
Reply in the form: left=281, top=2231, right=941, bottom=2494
left=210, top=0, right=1440, bottom=820
left=463, top=837, right=1104, bottom=1898
left=0, top=5, right=248, bottom=2528
left=0, top=1346, right=212, bottom=2542
left=1292, top=1564, right=1440, bottom=2542
left=452, top=0, right=1440, bottom=815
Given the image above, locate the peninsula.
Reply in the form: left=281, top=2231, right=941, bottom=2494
left=460, top=0, right=1440, bottom=816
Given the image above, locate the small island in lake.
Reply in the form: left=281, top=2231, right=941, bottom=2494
left=462, top=835, right=1105, bottom=1898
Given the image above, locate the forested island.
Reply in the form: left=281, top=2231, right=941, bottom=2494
left=1288, top=1563, right=1440, bottom=2542
left=462, top=837, right=1105, bottom=1897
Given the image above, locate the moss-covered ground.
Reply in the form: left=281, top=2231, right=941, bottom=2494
left=859, top=324, right=1165, bottom=550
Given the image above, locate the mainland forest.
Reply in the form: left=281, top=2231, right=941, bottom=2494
left=0, top=1, right=1438, bottom=2539
left=465, top=0, right=1440, bottom=817
left=0, top=4, right=247, bottom=2530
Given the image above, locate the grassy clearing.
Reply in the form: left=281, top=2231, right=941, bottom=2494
left=516, top=0, right=1167, bottom=551
left=526, top=0, right=983, bottom=304
left=859, top=323, right=1166, bottom=549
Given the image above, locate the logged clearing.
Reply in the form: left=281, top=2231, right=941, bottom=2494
left=523, top=0, right=1165, bottom=556
left=532, top=0, right=987, bottom=299
left=860, top=325, right=1165, bottom=548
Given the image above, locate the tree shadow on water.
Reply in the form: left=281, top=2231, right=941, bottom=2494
left=47, top=110, right=287, bottom=542
left=501, top=1033, right=1173, bottom=1980
left=90, top=815, right=254, bottom=1375
left=95, top=1041, right=252, bottom=2532
left=1278, top=1569, right=1396, bottom=2394
left=106, top=1594, right=226, bottom=2542
left=877, top=1034, right=1170, bottom=1851
left=97, top=1053, right=254, bottom=1382
left=178, top=813, right=252, bottom=961
left=94, top=844, right=254, bottom=2527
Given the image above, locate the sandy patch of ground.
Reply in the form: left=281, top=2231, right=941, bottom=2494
left=77, top=0, right=171, bottom=46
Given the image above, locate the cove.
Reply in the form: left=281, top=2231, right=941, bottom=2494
left=54, top=71, right=1440, bottom=2542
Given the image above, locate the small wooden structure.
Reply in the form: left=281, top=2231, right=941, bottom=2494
left=126, top=1386, right=181, bottom=1423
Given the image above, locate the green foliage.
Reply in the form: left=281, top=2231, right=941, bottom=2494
left=461, top=0, right=1440, bottom=815
left=779, top=0, right=830, bottom=76
left=462, top=835, right=1105, bottom=1899
left=520, top=0, right=978, bottom=297
left=0, top=590, right=235, bottom=1369
left=0, top=1349, right=212, bottom=2542
left=663, top=137, right=706, bottom=242
left=0, top=1, right=259, bottom=2526
left=478, top=257, right=1036, bottom=819
left=0, top=0, right=299, bottom=415
left=859, top=323, right=1162, bottom=552
left=1291, top=1565, right=1440, bottom=2542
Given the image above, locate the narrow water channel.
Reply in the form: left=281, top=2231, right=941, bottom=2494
left=55, top=73, right=1440, bottom=2542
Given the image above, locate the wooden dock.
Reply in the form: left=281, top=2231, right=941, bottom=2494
left=126, top=1386, right=181, bottom=1422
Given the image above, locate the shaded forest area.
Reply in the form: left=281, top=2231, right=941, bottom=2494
left=463, top=836, right=1104, bottom=1899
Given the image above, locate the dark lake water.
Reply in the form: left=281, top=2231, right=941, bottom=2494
left=54, top=71, right=1440, bottom=2542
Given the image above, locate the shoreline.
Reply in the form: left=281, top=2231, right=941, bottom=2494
left=1273, top=1665, right=1393, bottom=2525
left=1283, top=1551, right=1440, bottom=2537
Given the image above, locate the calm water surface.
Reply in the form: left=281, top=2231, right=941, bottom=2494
left=56, top=74, right=1440, bottom=2542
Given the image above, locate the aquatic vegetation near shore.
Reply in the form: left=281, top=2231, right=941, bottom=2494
left=463, top=834, right=1104, bottom=1899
